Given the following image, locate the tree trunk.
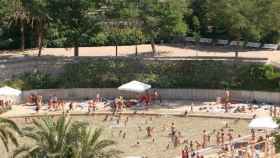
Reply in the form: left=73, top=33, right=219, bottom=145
left=135, top=44, right=138, bottom=56
left=74, top=45, right=79, bottom=56
left=37, top=31, right=43, bottom=57
left=151, top=39, right=156, bottom=56
left=115, top=45, right=118, bottom=57
left=20, top=20, right=25, bottom=51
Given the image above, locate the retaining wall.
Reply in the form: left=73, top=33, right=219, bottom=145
left=22, top=88, right=280, bottom=104
left=0, top=56, right=266, bottom=81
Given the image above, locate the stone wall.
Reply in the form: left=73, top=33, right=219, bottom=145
left=22, top=88, right=280, bottom=104
left=0, top=57, right=67, bottom=81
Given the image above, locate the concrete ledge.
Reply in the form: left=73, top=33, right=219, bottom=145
left=188, top=112, right=253, bottom=120
left=22, top=88, right=280, bottom=104
left=3, top=111, right=253, bottom=120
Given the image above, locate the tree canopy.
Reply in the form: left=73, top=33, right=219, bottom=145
left=0, top=0, right=280, bottom=55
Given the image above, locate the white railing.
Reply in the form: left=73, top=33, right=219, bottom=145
left=184, top=36, right=279, bottom=50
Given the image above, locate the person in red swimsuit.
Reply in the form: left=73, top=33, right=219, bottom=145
left=182, top=147, right=189, bottom=158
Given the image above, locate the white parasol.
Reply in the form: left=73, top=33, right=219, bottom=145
left=0, top=86, right=21, bottom=96
left=118, top=80, right=151, bottom=93
left=249, top=117, right=279, bottom=130
left=0, top=86, right=22, bottom=104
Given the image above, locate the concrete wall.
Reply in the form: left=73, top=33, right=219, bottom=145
left=22, top=88, right=280, bottom=104
left=0, top=57, right=67, bottom=81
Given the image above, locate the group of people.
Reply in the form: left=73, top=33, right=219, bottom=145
left=26, top=93, right=103, bottom=113
left=139, top=90, right=162, bottom=106
left=26, top=90, right=162, bottom=114
left=180, top=121, right=246, bottom=158
left=27, top=94, right=43, bottom=111
left=269, top=105, right=280, bottom=118
left=143, top=120, right=209, bottom=158
left=109, top=90, right=161, bottom=113
left=216, top=131, right=276, bottom=158
left=76, top=111, right=246, bottom=158
left=0, top=99, right=12, bottom=114
left=47, top=95, right=66, bottom=112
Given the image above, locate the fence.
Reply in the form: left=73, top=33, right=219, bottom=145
left=22, top=88, right=280, bottom=104
left=184, top=36, right=279, bottom=50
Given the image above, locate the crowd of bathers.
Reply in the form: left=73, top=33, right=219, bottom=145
left=0, top=99, right=12, bottom=114
left=26, top=91, right=162, bottom=113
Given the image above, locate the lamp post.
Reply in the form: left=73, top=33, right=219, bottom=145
left=194, top=33, right=200, bottom=57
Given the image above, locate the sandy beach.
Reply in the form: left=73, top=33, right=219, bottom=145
left=1, top=99, right=274, bottom=158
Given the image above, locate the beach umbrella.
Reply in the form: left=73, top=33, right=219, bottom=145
left=118, top=80, right=151, bottom=93
left=0, top=86, right=21, bottom=96
left=0, top=86, right=22, bottom=104
left=249, top=117, right=279, bottom=130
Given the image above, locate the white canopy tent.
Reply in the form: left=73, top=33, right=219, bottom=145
left=0, top=86, right=21, bottom=96
left=0, top=86, right=22, bottom=104
left=249, top=117, right=279, bottom=130
left=118, top=80, right=151, bottom=93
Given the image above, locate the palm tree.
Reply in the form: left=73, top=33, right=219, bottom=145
left=0, top=117, right=22, bottom=152
left=7, top=0, right=29, bottom=51
left=13, top=116, right=73, bottom=158
left=5, top=0, right=49, bottom=55
left=68, top=127, right=122, bottom=158
left=22, top=0, right=50, bottom=56
left=13, top=115, right=121, bottom=158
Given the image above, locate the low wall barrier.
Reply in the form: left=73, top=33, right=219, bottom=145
left=22, top=88, right=280, bottom=104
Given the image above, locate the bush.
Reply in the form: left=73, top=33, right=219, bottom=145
left=0, top=79, right=27, bottom=90
left=60, top=60, right=280, bottom=91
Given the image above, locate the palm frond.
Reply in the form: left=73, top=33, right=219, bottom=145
left=0, top=128, right=9, bottom=141
left=0, top=117, right=21, bottom=152
left=0, top=118, right=22, bottom=136
left=6, top=130, right=19, bottom=147
left=12, top=146, right=31, bottom=158
left=0, top=134, right=9, bottom=152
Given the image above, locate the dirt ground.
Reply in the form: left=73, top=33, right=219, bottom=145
left=1, top=44, right=280, bottom=63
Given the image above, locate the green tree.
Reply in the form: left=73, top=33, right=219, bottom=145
left=189, top=0, right=209, bottom=36
left=208, top=0, right=248, bottom=40
left=0, top=117, right=22, bottom=152
left=258, top=0, right=280, bottom=43
left=103, top=0, right=140, bottom=56
left=192, top=16, right=200, bottom=33
left=208, top=0, right=280, bottom=42
left=136, top=0, right=188, bottom=56
left=0, top=28, right=13, bottom=48
left=47, top=0, right=102, bottom=56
